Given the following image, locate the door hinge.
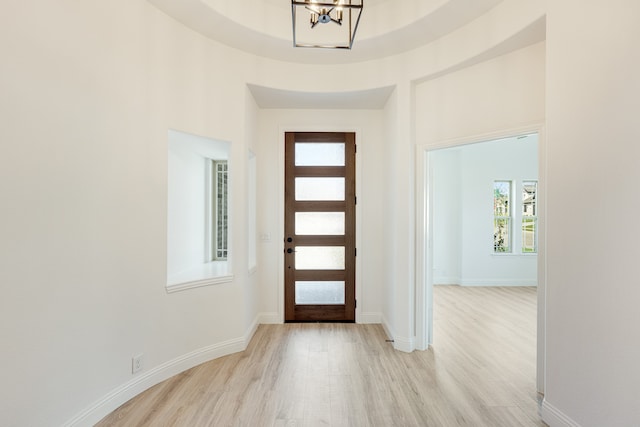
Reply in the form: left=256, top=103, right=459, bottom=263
left=355, top=196, right=357, bottom=205
left=355, top=144, right=357, bottom=153
left=355, top=248, right=357, bottom=257
left=355, top=299, right=357, bottom=308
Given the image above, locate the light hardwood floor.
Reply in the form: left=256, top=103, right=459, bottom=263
left=97, top=286, right=545, bottom=426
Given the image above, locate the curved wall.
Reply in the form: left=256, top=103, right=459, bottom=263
left=0, top=0, right=546, bottom=425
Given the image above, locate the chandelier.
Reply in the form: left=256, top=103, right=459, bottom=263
left=291, top=1, right=364, bottom=49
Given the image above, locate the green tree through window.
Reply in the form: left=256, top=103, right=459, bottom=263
left=494, top=181, right=511, bottom=252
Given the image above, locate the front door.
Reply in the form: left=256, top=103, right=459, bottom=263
left=284, top=132, right=356, bottom=322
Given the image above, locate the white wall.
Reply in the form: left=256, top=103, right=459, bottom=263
left=0, top=2, right=256, bottom=426
left=381, top=88, right=399, bottom=342
left=417, top=41, right=545, bottom=304
left=243, top=88, right=260, bottom=334
left=432, top=136, right=538, bottom=286
left=416, top=42, right=546, bottom=145
left=460, top=136, right=538, bottom=285
left=0, top=0, right=554, bottom=425
left=543, top=1, right=640, bottom=426
left=431, top=149, right=462, bottom=284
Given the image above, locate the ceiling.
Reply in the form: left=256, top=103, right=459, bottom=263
left=147, top=0, right=505, bottom=64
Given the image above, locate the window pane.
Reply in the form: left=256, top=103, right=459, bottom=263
left=522, top=181, right=537, bottom=253
left=295, top=143, right=345, bottom=166
left=494, top=181, right=511, bottom=253
left=494, top=218, right=511, bottom=253
left=295, top=281, right=345, bottom=305
left=296, top=212, right=345, bottom=235
left=214, top=161, right=228, bottom=260
left=522, top=218, right=537, bottom=253
left=494, top=181, right=511, bottom=216
left=522, top=181, right=537, bottom=216
left=295, top=178, right=345, bottom=201
left=295, top=246, right=345, bottom=270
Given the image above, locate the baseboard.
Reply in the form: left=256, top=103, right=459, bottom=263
left=393, top=335, right=415, bottom=353
left=380, top=315, right=414, bottom=353
left=64, top=327, right=256, bottom=427
left=357, top=312, right=382, bottom=324
left=381, top=314, right=394, bottom=342
left=433, top=276, right=460, bottom=285
left=541, top=399, right=582, bottom=427
left=257, top=312, right=281, bottom=324
left=63, top=313, right=395, bottom=426
left=459, top=278, right=537, bottom=286
left=244, top=316, right=260, bottom=344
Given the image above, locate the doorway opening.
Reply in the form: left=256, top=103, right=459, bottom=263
left=421, top=131, right=544, bottom=394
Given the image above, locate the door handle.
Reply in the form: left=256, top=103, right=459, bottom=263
left=287, top=248, right=295, bottom=253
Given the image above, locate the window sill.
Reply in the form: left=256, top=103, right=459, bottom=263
left=166, top=262, right=233, bottom=294
left=491, top=252, right=538, bottom=257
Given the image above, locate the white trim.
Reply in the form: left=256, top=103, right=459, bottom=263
left=433, top=278, right=537, bottom=286
left=166, top=274, right=234, bottom=294
left=421, top=121, right=544, bottom=151
left=381, top=314, right=394, bottom=342
left=380, top=314, right=414, bottom=353
left=537, top=126, right=547, bottom=395
left=393, top=335, right=415, bottom=353
left=541, top=399, right=582, bottom=427
left=415, top=146, right=431, bottom=350
left=432, top=276, right=461, bottom=285
left=491, top=253, right=538, bottom=257
left=257, top=312, right=281, bottom=324
left=357, top=312, right=382, bottom=324
left=244, top=316, right=260, bottom=345
left=458, top=279, right=537, bottom=287
left=277, top=126, right=285, bottom=323
left=355, top=131, right=363, bottom=326
left=64, top=336, right=247, bottom=427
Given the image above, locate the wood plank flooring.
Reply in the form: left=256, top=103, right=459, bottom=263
left=97, top=286, right=545, bottom=426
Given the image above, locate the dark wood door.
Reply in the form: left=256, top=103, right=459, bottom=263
left=284, top=132, right=356, bottom=322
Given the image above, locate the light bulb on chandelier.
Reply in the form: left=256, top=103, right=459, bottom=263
left=291, top=0, right=363, bottom=49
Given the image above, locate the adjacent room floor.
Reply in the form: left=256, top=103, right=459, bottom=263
left=97, top=286, right=544, bottom=426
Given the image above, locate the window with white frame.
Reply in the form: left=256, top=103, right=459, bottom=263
left=522, top=180, right=537, bottom=253
left=211, top=160, right=228, bottom=261
left=167, top=129, right=232, bottom=292
left=493, top=181, right=511, bottom=253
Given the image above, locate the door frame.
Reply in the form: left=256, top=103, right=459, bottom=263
left=276, top=126, right=363, bottom=323
left=415, top=123, right=546, bottom=395
left=284, top=131, right=356, bottom=322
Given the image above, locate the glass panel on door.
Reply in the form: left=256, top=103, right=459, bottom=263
left=295, top=143, right=345, bottom=166
left=295, top=212, right=345, bottom=235
left=295, top=246, right=345, bottom=270
left=295, top=177, right=345, bottom=201
left=295, top=281, right=345, bottom=305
